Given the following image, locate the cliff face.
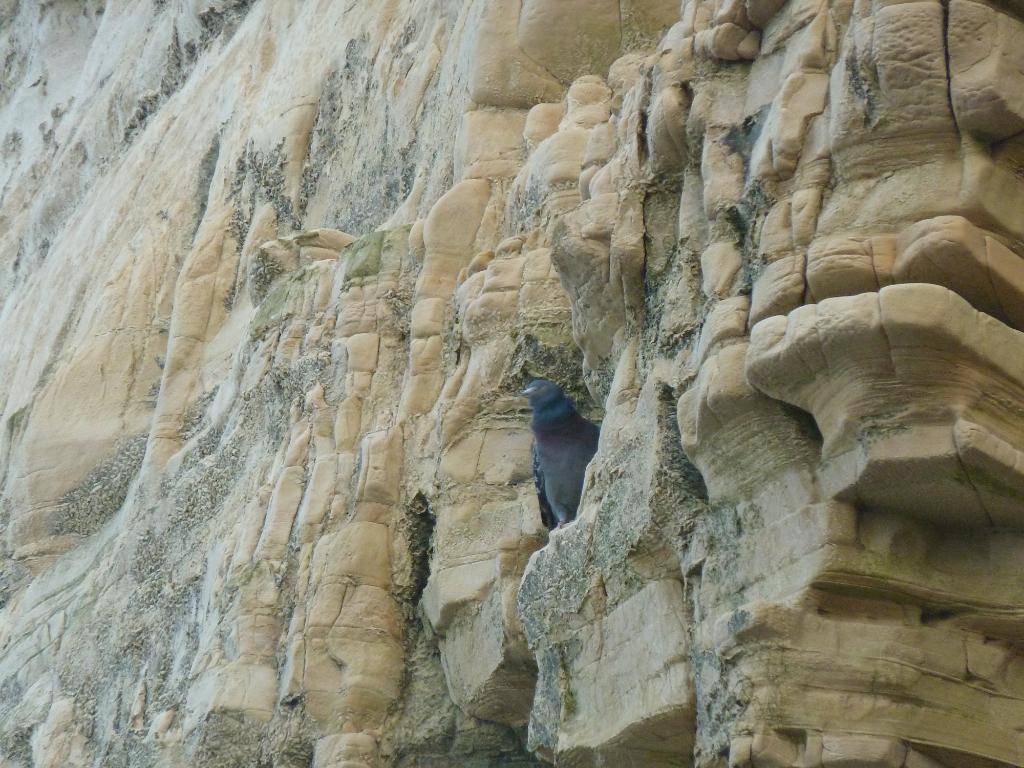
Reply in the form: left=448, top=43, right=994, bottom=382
left=1, top=0, right=1023, bottom=766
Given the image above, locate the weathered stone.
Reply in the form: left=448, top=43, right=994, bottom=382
left=1, top=2, right=1022, bottom=768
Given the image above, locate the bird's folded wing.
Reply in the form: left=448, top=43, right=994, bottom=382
left=533, top=442, right=555, bottom=531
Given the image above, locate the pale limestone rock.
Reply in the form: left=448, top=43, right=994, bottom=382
left=555, top=580, right=694, bottom=764
left=749, top=71, right=828, bottom=180
left=455, top=108, right=528, bottom=181
left=678, top=342, right=818, bottom=504
left=647, top=84, right=691, bottom=175
left=820, top=734, right=907, bottom=767
left=948, top=1, right=1024, bottom=143
left=747, top=284, right=1024, bottom=527
left=701, top=241, right=743, bottom=298
left=467, top=0, right=565, bottom=109
left=894, top=216, right=1024, bottom=332
left=0, top=1, right=1022, bottom=767
left=524, top=102, right=565, bottom=150
left=30, top=699, right=92, bottom=768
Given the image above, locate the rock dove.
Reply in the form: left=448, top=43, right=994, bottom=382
left=522, top=379, right=600, bottom=530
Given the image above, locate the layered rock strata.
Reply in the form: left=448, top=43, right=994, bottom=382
left=1, top=0, right=1023, bottom=766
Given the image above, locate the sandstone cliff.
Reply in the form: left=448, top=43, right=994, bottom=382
left=1, top=1, right=1023, bottom=766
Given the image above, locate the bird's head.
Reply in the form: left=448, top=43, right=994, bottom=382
left=521, top=379, right=572, bottom=420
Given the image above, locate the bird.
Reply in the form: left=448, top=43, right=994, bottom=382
left=521, top=379, right=600, bottom=530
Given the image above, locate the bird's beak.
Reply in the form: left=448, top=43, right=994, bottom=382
left=521, top=385, right=536, bottom=396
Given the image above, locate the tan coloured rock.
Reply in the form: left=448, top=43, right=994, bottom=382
left=894, top=216, right=1024, bottom=332
left=747, top=284, right=1024, bottom=527
left=1, top=1, right=1023, bottom=767
left=455, top=108, right=529, bottom=181
left=555, top=580, right=694, bottom=764
left=948, top=1, right=1024, bottom=143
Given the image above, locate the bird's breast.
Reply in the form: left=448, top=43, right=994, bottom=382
left=535, top=431, right=595, bottom=469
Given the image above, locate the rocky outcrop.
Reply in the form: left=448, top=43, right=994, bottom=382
left=1, top=0, right=1023, bottom=766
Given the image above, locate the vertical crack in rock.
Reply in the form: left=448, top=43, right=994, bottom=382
left=190, top=135, right=222, bottom=246
left=1, top=0, right=1024, bottom=766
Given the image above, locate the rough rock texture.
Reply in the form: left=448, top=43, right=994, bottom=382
left=1, top=0, right=1023, bottom=766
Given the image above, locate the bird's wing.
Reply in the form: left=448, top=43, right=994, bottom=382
left=533, top=442, right=556, bottom=531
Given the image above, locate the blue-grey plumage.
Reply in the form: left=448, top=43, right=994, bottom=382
left=522, top=379, right=600, bottom=530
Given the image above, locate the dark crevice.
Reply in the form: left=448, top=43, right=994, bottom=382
left=400, top=493, right=435, bottom=619
left=190, top=134, right=221, bottom=245
left=778, top=401, right=823, bottom=446
left=846, top=47, right=878, bottom=128
left=940, top=0, right=960, bottom=133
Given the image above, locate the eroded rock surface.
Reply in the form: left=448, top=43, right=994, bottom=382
left=1, top=0, right=1023, bottom=766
